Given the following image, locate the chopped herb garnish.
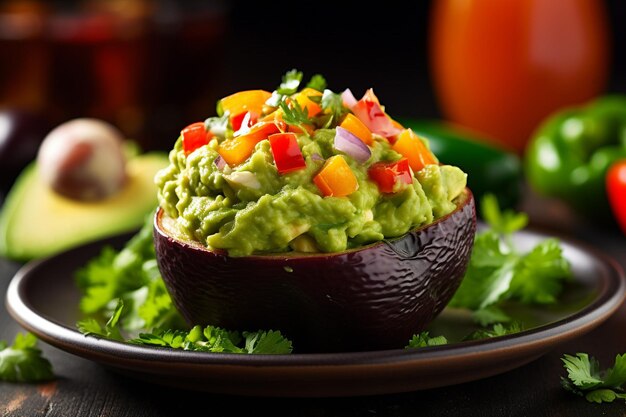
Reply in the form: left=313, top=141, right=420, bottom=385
left=0, top=332, right=54, bottom=382
left=405, top=331, right=448, bottom=349
left=561, top=353, right=626, bottom=403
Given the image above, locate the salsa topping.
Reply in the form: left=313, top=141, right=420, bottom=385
left=155, top=70, right=467, bottom=256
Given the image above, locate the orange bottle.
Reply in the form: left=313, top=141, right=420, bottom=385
left=429, top=0, right=611, bottom=154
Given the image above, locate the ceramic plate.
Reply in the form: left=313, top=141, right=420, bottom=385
left=5, top=229, right=625, bottom=397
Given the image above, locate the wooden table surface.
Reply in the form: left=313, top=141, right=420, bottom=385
left=1, top=187, right=625, bottom=417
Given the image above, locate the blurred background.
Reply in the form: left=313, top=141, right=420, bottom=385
left=0, top=0, right=623, bottom=153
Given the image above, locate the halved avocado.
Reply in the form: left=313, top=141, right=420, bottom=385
left=0, top=153, right=168, bottom=261
left=154, top=188, right=477, bottom=353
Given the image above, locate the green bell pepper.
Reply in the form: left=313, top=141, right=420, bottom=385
left=401, top=119, right=523, bottom=211
left=525, top=95, right=626, bottom=221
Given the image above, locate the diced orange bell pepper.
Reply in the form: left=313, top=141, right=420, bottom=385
left=218, top=121, right=281, bottom=166
left=261, top=107, right=314, bottom=135
left=339, top=113, right=373, bottom=145
left=294, top=87, right=322, bottom=117
left=313, top=155, right=359, bottom=197
left=218, top=90, right=272, bottom=117
left=391, top=128, right=437, bottom=172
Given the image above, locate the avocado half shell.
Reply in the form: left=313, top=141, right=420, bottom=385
left=154, top=188, right=476, bottom=353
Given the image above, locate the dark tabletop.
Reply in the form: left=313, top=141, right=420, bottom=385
left=0, top=186, right=625, bottom=417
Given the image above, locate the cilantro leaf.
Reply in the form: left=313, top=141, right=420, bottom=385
left=76, top=212, right=185, bottom=334
left=405, top=331, right=448, bottom=349
left=471, top=306, right=512, bottom=326
left=561, top=353, right=626, bottom=403
left=279, top=100, right=313, bottom=136
left=0, top=332, right=54, bottom=382
left=506, top=238, right=572, bottom=304
left=464, top=322, right=523, bottom=341
left=320, top=89, right=348, bottom=125
left=306, top=74, right=327, bottom=92
left=131, top=326, right=293, bottom=354
left=75, top=213, right=156, bottom=314
left=243, top=330, right=294, bottom=354
left=449, top=193, right=571, bottom=311
left=77, top=299, right=125, bottom=341
left=481, top=193, right=528, bottom=235
left=448, top=231, right=517, bottom=310
left=277, top=69, right=303, bottom=95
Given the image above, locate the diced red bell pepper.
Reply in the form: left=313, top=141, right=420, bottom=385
left=368, top=158, right=413, bottom=193
left=607, top=160, right=626, bottom=235
left=351, top=89, right=403, bottom=138
left=182, top=122, right=213, bottom=156
left=231, top=111, right=259, bottom=133
left=268, top=132, right=307, bottom=174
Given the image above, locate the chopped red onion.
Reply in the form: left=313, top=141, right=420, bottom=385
left=341, top=88, right=358, bottom=109
left=311, top=153, right=324, bottom=162
left=214, top=155, right=226, bottom=171
left=334, top=126, right=371, bottom=163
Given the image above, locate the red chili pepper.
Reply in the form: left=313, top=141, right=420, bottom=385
left=367, top=158, right=413, bottom=193
left=182, top=122, right=213, bottom=156
left=607, top=160, right=626, bottom=234
left=268, top=132, right=306, bottom=174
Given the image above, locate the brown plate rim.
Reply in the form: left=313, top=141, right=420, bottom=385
left=5, top=225, right=626, bottom=396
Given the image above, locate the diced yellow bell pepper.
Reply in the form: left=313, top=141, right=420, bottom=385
left=391, top=128, right=437, bottom=172
left=313, top=155, right=359, bottom=197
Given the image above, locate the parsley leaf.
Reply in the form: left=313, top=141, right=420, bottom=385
left=561, top=353, right=626, bottom=403
left=0, top=332, right=54, bottom=382
left=449, top=194, right=571, bottom=310
left=405, top=331, right=448, bottom=349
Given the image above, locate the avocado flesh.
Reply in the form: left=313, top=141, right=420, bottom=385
left=0, top=153, right=168, bottom=261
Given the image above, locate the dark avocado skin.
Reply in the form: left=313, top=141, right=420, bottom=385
left=154, top=189, right=476, bottom=353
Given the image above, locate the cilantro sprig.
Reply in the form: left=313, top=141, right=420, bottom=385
left=132, top=326, right=292, bottom=354
left=449, top=194, right=572, bottom=320
left=405, top=332, right=447, bottom=349
left=0, top=332, right=54, bottom=383
left=77, top=299, right=292, bottom=354
left=278, top=100, right=314, bottom=137
left=561, top=353, right=626, bottom=403
left=75, top=214, right=294, bottom=355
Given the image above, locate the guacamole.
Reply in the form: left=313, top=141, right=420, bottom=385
left=155, top=72, right=467, bottom=257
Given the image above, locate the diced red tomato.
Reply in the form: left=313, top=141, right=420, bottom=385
left=367, top=158, right=413, bottom=193
left=268, top=132, right=307, bottom=174
left=351, top=89, right=403, bottom=138
left=182, top=122, right=213, bottom=156
left=232, top=111, right=259, bottom=135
